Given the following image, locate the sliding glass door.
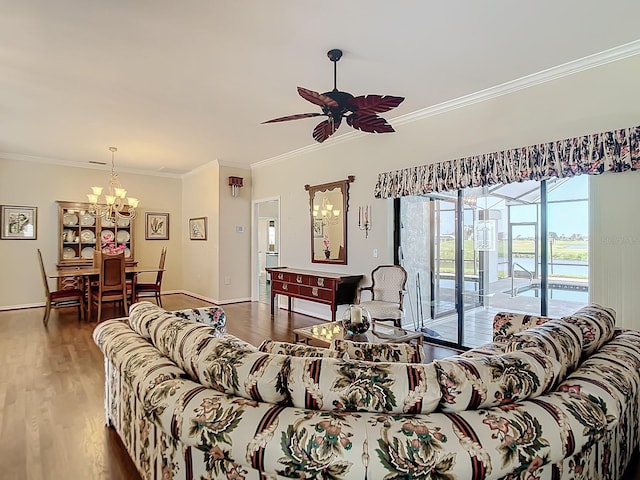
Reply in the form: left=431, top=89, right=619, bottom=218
left=398, top=176, right=589, bottom=349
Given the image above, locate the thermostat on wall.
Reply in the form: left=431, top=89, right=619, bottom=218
left=236, top=225, right=244, bottom=233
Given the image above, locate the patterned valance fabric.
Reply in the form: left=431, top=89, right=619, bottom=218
left=374, top=124, right=640, bottom=198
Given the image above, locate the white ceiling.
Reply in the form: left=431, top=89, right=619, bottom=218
left=2, top=1, right=640, bottom=175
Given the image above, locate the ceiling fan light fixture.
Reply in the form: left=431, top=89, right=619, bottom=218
left=263, top=49, right=404, bottom=143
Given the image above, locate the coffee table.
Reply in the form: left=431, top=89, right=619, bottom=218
left=293, top=321, right=423, bottom=347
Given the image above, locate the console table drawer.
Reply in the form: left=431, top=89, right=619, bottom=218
left=299, top=285, right=333, bottom=301
left=272, top=271, right=293, bottom=283
left=309, top=276, right=336, bottom=289
left=272, top=281, right=299, bottom=295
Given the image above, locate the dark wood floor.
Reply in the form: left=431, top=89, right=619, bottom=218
left=0, top=294, right=637, bottom=479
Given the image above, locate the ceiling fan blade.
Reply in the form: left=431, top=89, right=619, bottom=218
left=347, top=95, right=404, bottom=115
left=298, top=87, right=339, bottom=108
left=346, top=114, right=395, bottom=134
left=312, top=117, right=342, bottom=143
left=262, top=112, right=323, bottom=124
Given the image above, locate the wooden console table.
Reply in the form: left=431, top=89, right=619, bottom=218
left=266, top=267, right=363, bottom=321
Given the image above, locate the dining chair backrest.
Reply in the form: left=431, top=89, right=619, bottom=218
left=99, top=252, right=126, bottom=295
left=155, top=247, right=167, bottom=285
left=37, top=249, right=51, bottom=296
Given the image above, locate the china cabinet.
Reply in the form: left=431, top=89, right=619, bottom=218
left=56, top=201, right=135, bottom=287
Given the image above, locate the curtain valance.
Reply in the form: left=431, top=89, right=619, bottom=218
left=374, top=125, right=640, bottom=199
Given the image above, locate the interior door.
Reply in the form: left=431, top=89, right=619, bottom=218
left=253, top=199, right=280, bottom=303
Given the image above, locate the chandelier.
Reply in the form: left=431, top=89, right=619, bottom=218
left=86, top=147, right=139, bottom=222
left=313, top=196, right=340, bottom=225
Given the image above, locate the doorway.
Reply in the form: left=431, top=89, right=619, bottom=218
left=252, top=198, right=280, bottom=303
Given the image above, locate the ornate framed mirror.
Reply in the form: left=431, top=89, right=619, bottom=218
left=305, top=176, right=354, bottom=265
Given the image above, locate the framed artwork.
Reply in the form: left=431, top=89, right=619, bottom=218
left=145, top=212, right=169, bottom=240
left=189, top=217, right=207, bottom=240
left=1, top=205, right=37, bottom=240
left=313, top=219, right=324, bottom=238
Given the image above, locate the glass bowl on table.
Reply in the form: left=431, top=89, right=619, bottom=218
left=341, top=305, right=371, bottom=335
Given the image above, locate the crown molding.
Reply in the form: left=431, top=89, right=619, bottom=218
left=1, top=151, right=182, bottom=178
left=251, top=129, right=364, bottom=170
left=252, top=39, right=640, bottom=169
left=394, top=39, right=640, bottom=127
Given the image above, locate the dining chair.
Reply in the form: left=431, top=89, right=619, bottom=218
left=37, top=249, right=85, bottom=326
left=90, top=252, right=128, bottom=323
left=134, top=247, right=167, bottom=307
left=93, top=247, right=135, bottom=304
left=356, top=265, right=408, bottom=328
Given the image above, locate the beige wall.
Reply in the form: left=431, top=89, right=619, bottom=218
left=0, top=158, right=182, bottom=308
left=218, top=165, right=251, bottom=302
left=181, top=161, right=220, bottom=301
left=180, top=161, right=252, bottom=304
left=251, top=54, right=640, bottom=327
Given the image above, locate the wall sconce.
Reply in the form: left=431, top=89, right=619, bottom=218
left=228, top=176, right=244, bottom=197
left=358, top=205, right=371, bottom=238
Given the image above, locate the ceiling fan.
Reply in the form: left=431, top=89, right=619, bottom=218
left=263, top=49, right=405, bottom=143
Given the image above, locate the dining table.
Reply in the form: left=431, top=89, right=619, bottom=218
left=49, top=266, right=165, bottom=320
left=49, top=265, right=164, bottom=279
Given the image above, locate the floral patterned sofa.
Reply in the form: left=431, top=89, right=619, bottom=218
left=93, top=301, right=640, bottom=480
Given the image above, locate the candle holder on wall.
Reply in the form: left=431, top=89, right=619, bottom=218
left=358, top=205, right=371, bottom=238
left=228, top=176, right=244, bottom=197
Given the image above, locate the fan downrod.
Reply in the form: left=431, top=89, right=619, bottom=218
left=327, top=49, right=343, bottom=62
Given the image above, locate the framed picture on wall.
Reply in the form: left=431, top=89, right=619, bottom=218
left=189, top=217, right=207, bottom=240
left=1, top=205, right=37, bottom=240
left=145, top=212, right=169, bottom=240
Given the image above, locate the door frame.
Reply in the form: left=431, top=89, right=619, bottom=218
left=251, top=196, right=280, bottom=302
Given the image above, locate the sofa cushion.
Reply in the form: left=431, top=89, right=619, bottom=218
left=504, top=319, right=583, bottom=379
left=188, top=336, right=290, bottom=404
left=287, top=357, right=441, bottom=414
left=330, top=339, right=425, bottom=363
left=128, top=302, right=241, bottom=363
left=561, top=304, right=616, bottom=357
left=492, top=311, right=554, bottom=342
left=172, top=306, right=226, bottom=333
left=435, top=348, right=562, bottom=412
left=258, top=339, right=345, bottom=358
left=127, top=303, right=291, bottom=403
left=138, top=312, right=224, bottom=361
